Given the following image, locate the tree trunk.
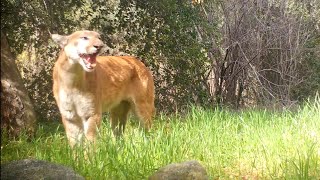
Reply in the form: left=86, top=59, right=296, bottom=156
left=1, top=31, right=36, bottom=138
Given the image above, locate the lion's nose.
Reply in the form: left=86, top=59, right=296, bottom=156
left=93, top=40, right=104, bottom=50
left=94, top=45, right=102, bottom=49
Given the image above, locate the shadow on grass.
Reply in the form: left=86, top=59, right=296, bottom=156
left=36, top=120, right=64, bottom=136
left=1, top=119, right=66, bottom=163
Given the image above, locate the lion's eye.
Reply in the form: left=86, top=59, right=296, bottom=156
left=81, top=37, right=89, bottom=40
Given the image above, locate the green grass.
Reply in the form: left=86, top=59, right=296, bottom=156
left=1, top=99, right=320, bottom=179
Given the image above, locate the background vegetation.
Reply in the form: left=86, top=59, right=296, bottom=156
left=1, top=0, right=319, bottom=120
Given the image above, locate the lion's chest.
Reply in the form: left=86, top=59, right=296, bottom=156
left=58, top=88, right=96, bottom=120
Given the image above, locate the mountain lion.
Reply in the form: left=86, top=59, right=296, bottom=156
left=51, top=30, right=155, bottom=147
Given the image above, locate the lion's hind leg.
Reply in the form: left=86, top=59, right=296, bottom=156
left=132, top=98, right=154, bottom=132
left=110, top=101, right=131, bottom=137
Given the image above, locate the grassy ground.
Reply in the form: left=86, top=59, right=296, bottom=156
left=1, top=100, right=319, bottom=179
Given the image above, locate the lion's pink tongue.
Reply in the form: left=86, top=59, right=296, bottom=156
left=85, top=54, right=97, bottom=63
left=82, top=54, right=97, bottom=69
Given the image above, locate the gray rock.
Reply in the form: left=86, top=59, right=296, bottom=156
left=1, top=159, right=84, bottom=180
left=149, top=160, right=209, bottom=180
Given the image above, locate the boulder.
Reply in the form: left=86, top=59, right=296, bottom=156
left=1, top=159, right=84, bottom=180
left=149, top=160, right=208, bottom=180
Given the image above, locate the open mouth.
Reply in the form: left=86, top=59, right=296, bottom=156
left=79, top=53, right=98, bottom=70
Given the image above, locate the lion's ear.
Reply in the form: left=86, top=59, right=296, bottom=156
left=51, top=34, right=68, bottom=48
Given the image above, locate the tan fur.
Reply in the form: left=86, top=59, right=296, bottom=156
left=52, top=30, right=155, bottom=147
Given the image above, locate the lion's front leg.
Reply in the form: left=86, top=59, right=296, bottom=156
left=83, top=114, right=101, bottom=143
left=61, top=116, right=83, bottom=148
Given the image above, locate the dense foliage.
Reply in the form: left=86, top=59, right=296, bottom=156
left=1, top=0, right=319, bottom=120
